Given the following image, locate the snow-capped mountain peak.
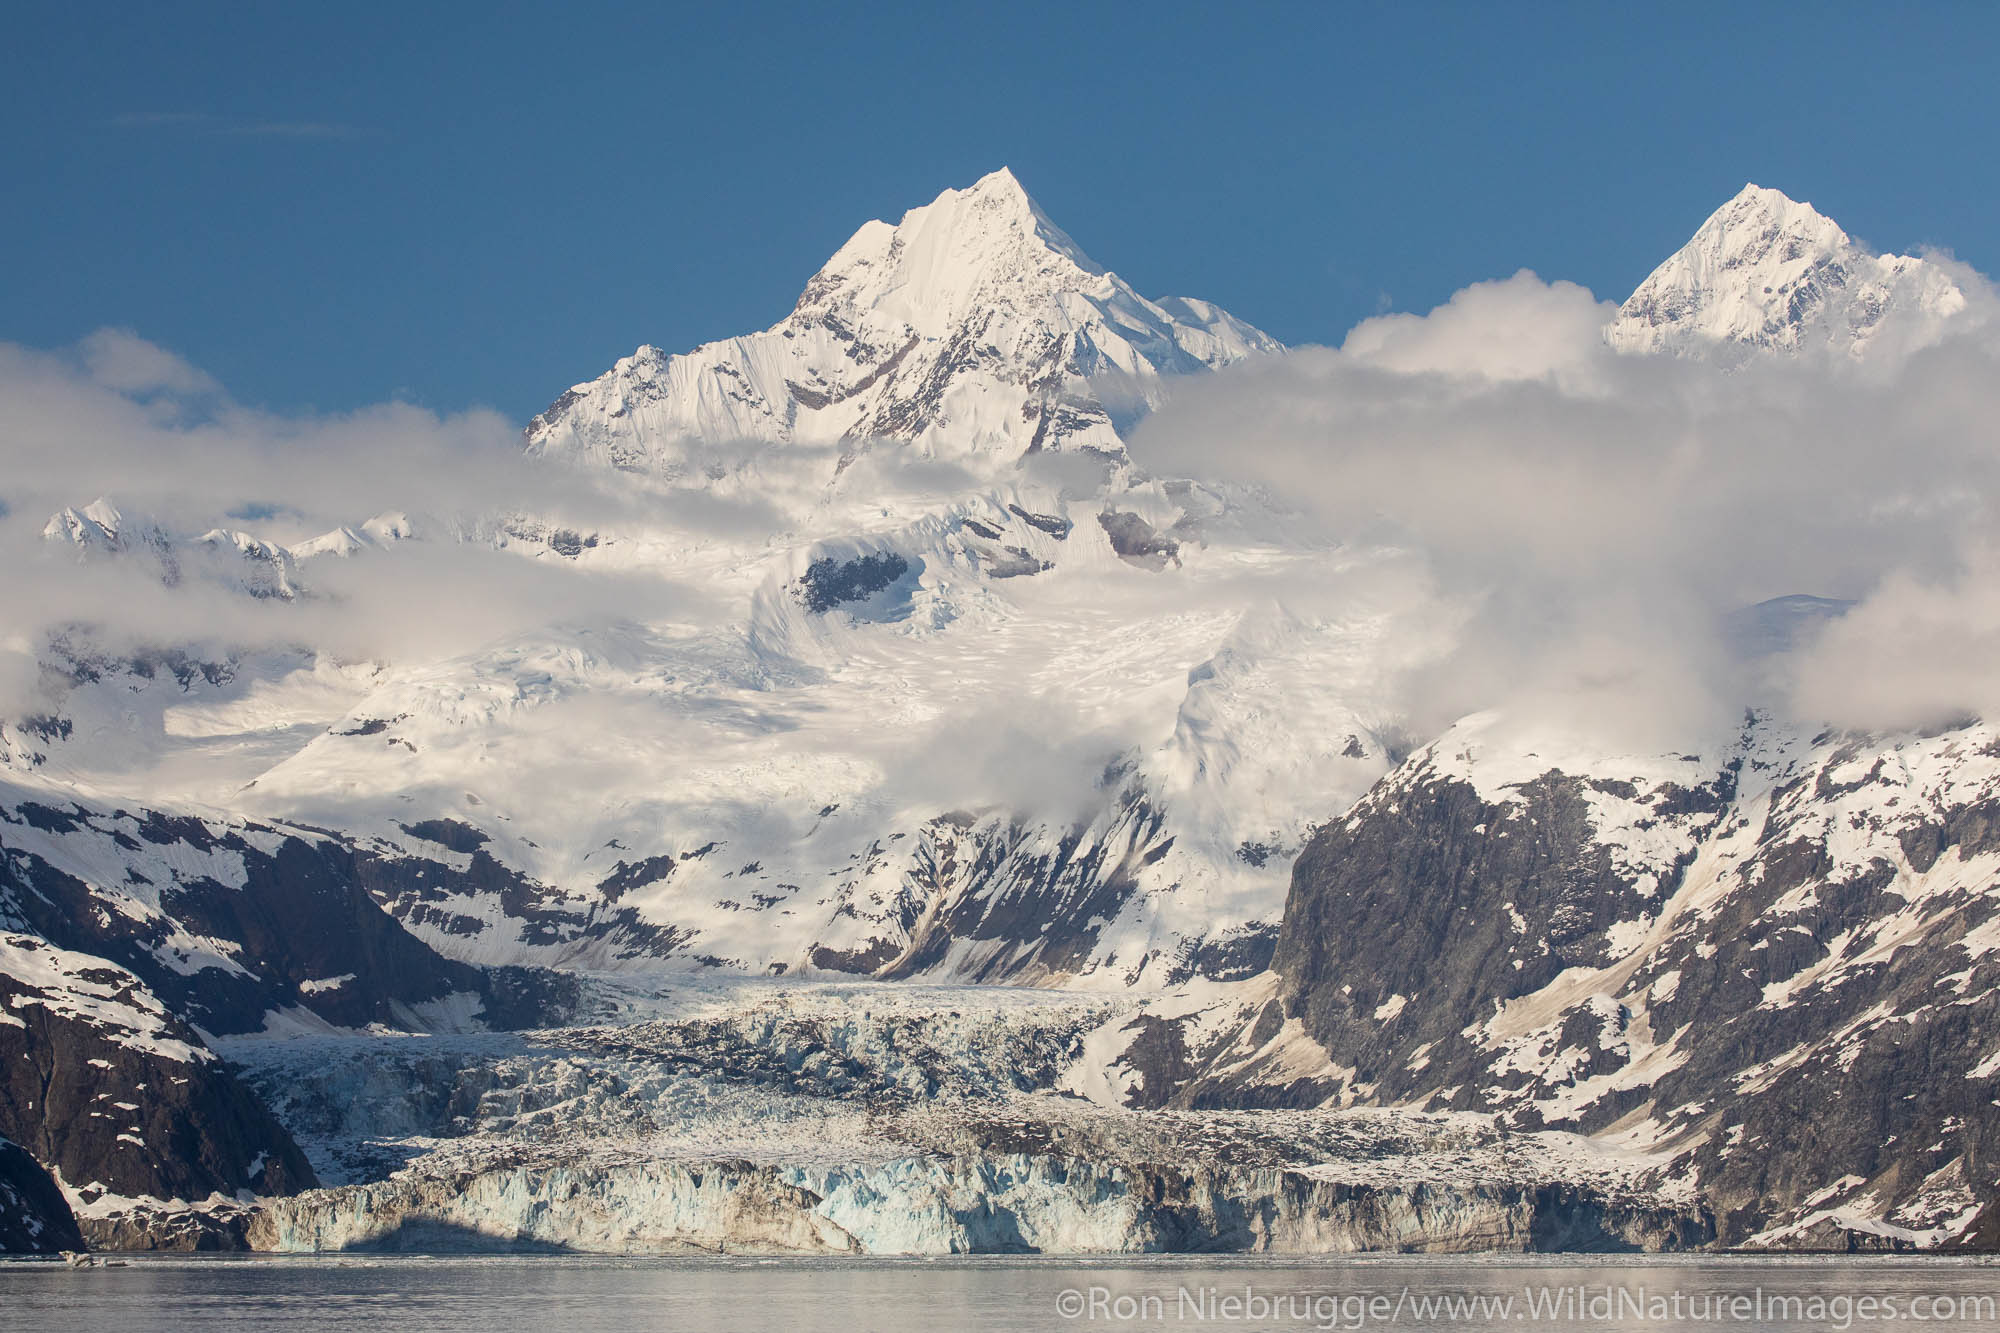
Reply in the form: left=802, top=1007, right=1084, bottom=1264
left=1606, top=182, right=1970, bottom=363
left=43, top=497, right=148, bottom=552
left=789, top=166, right=1105, bottom=332
left=524, top=169, right=1280, bottom=474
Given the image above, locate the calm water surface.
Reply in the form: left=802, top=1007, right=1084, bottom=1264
left=3, top=1253, right=1999, bottom=1331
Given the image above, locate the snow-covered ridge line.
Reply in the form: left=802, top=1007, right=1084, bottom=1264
left=43, top=497, right=433, bottom=584
left=524, top=167, right=1280, bottom=473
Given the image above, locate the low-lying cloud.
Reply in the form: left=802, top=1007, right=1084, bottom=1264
left=12, top=273, right=2000, bottom=767
left=0, top=333, right=799, bottom=715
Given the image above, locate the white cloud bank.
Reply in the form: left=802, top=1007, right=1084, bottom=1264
left=1130, top=268, right=2000, bottom=741
left=0, top=335, right=740, bottom=715
left=10, top=264, right=2000, bottom=763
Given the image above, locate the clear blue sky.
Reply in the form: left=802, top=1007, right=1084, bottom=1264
left=5, top=1, right=1996, bottom=421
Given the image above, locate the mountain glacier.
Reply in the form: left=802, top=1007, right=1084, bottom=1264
left=4, top=170, right=2000, bottom=1255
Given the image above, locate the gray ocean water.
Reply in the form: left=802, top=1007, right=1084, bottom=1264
left=3, top=1254, right=1999, bottom=1331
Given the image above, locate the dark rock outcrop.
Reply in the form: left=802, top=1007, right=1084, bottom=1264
left=791, top=552, right=911, bottom=614
left=0, top=792, right=580, bottom=1037
left=1096, top=511, right=1179, bottom=569
left=879, top=790, right=1175, bottom=983
left=0, top=935, right=315, bottom=1205
left=1230, top=718, right=2000, bottom=1245
left=0, top=1135, right=83, bottom=1253
left=1271, top=769, right=1681, bottom=1105
left=0, top=783, right=580, bottom=1242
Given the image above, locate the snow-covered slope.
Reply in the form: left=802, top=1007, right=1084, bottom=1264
left=1606, top=183, right=1973, bottom=363
left=184, top=473, right=1419, bottom=987
left=524, top=168, right=1278, bottom=473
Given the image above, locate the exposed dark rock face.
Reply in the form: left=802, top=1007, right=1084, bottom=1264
left=0, top=934, right=315, bottom=1205
left=1007, top=504, right=1072, bottom=539
left=354, top=838, right=688, bottom=973
left=1268, top=763, right=1725, bottom=1113
left=981, top=545, right=1053, bottom=578
left=1182, top=921, right=1278, bottom=982
left=878, top=789, right=1177, bottom=983
left=1207, top=717, right=2000, bottom=1246
left=1096, top=511, right=1179, bottom=569
left=594, top=854, right=679, bottom=900
left=497, top=517, right=600, bottom=560
left=0, top=801, right=567, bottom=1036
left=547, top=529, right=598, bottom=559
left=0, top=781, right=580, bottom=1245
left=791, top=551, right=911, bottom=613
left=399, top=818, right=491, bottom=854
left=0, top=1135, right=83, bottom=1253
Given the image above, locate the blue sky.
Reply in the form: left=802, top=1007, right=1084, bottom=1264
left=5, top=1, right=1997, bottom=421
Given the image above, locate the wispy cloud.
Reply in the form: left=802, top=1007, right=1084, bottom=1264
left=78, top=328, right=220, bottom=397
left=104, top=111, right=365, bottom=140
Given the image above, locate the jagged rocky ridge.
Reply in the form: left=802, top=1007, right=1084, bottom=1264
left=1080, top=712, right=2000, bottom=1248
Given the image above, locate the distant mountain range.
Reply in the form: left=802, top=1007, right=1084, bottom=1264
left=3, top=172, right=1996, bottom=1255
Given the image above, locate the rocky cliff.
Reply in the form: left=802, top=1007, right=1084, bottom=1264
left=1226, top=713, right=2000, bottom=1247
